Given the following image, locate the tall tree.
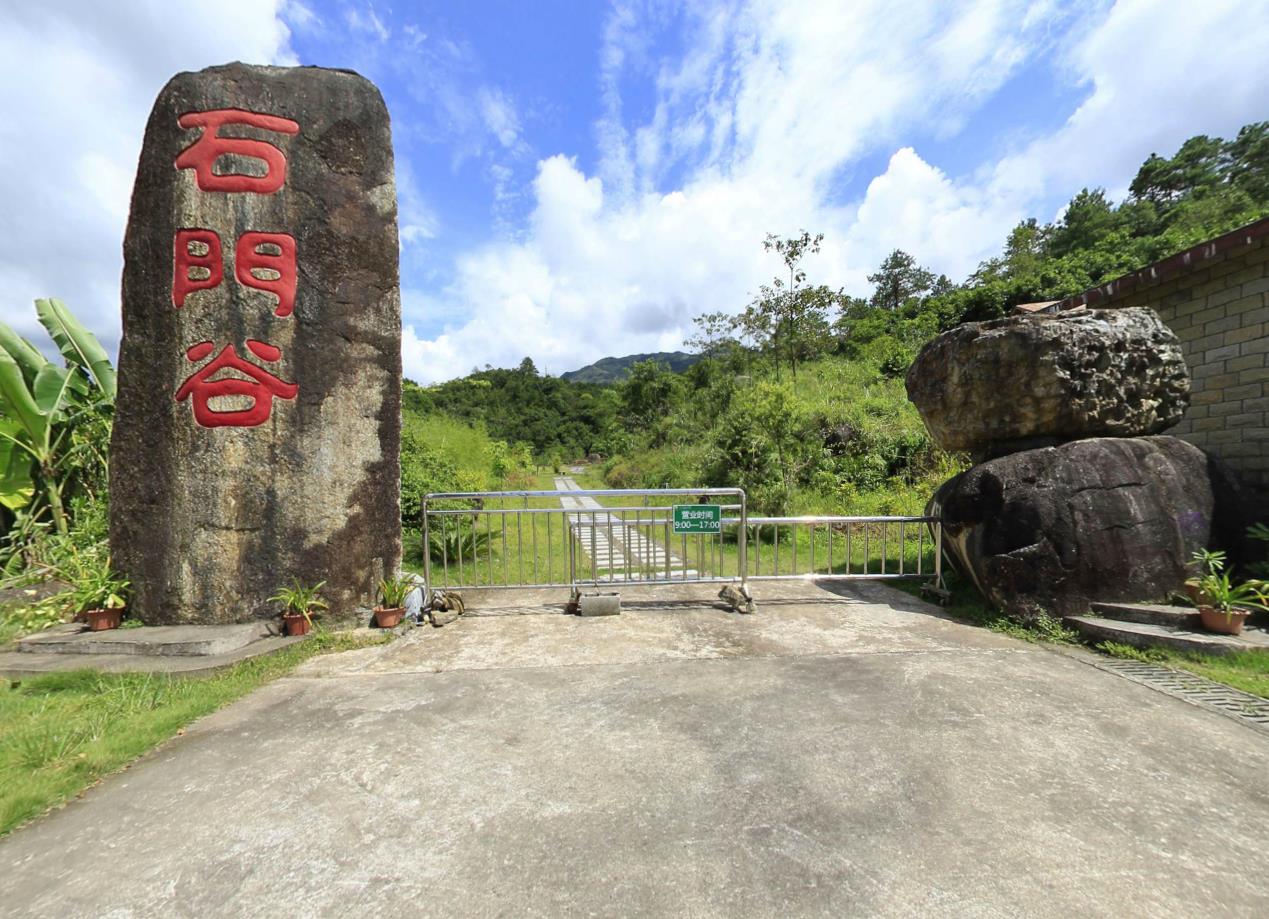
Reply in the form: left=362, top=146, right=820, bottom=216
left=735, top=231, right=836, bottom=379
left=867, top=250, right=935, bottom=311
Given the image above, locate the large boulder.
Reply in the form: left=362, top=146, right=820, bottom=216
left=933, top=436, right=1233, bottom=620
left=906, top=308, right=1189, bottom=459
left=110, top=64, right=401, bottom=624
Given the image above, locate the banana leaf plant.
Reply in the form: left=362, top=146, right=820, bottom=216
left=0, top=298, right=116, bottom=536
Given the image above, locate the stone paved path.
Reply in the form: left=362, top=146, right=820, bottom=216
left=554, top=475, right=698, bottom=579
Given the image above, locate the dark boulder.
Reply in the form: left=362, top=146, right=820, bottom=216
left=906, top=308, right=1189, bottom=460
left=933, top=436, right=1224, bottom=620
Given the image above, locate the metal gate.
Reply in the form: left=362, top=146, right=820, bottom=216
left=421, top=486, right=943, bottom=598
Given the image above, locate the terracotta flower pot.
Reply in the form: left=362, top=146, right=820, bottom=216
left=1183, top=582, right=1205, bottom=606
left=85, top=608, right=123, bottom=632
left=1198, top=605, right=1249, bottom=636
left=282, top=613, right=312, bottom=636
left=374, top=606, right=405, bottom=629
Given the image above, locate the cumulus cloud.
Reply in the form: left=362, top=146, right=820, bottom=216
left=0, top=1, right=296, bottom=353
left=403, top=0, right=1269, bottom=382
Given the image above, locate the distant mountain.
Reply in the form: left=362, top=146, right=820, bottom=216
left=561, top=351, right=700, bottom=384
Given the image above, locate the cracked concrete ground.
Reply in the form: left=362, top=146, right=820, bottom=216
left=2, top=581, right=1267, bottom=917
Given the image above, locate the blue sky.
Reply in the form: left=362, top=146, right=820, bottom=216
left=2, top=1, right=1268, bottom=382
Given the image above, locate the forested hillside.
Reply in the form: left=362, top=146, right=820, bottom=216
left=561, top=351, right=700, bottom=383
left=399, top=123, right=1269, bottom=518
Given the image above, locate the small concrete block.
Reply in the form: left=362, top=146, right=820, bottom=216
left=577, top=592, right=620, bottom=617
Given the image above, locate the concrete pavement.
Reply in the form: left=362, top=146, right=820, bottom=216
left=2, top=581, right=1268, bottom=917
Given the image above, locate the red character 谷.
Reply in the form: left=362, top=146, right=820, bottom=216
left=175, top=340, right=298, bottom=428
left=236, top=231, right=297, bottom=317
left=174, top=109, right=300, bottom=194
left=172, top=229, right=223, bottom=307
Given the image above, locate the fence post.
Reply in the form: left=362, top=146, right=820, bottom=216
left=422, top=495, right=432, bottom=590
left=568, top=510, right=577, bottom=592
left=738, top=489, right=748, bottom=591
left=934, top=519, right=943, bottom=589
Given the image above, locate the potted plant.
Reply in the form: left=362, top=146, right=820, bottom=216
left=375, top=574, right=413, bottom=629
left=1184, top=548, right=1227, bottom=605
left=1186, top=552, right=1269, bottom=636
left=70, top=562, right=130, bottom=632
left=269, top=579, right=326, bottom=636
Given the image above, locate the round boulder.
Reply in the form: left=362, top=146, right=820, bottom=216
left=906, top=308, right=1189, bottom=459
left=933, top=436, right=1229, bottom=620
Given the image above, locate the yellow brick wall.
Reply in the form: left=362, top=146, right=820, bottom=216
left=1098, top=238, right=1268, bottom=511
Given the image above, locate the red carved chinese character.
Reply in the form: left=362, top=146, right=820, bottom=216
left=175, top=341, right=298, bottom=428
left=236, top=232, right=297, bottom=317
left=172, top=229, right=223, bottom=307
left=174, top=109, right=300, bottom=194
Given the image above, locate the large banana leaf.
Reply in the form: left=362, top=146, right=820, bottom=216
left=0, top=348, right=49, bottom=449
left=0, top=321, right=47, bottom=386
left=0, top=418, right=34, bottom=511
left=33, top=364, right=74, bottom=419
left=35, top=297, right=116, bottom=401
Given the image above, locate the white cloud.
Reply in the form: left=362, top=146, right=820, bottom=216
left=404, top=0, right=1269, bottom=383
left=0, top=1, right=295, bottom=354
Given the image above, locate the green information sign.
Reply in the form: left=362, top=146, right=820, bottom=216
left=672, top=504, right=721, bottom=534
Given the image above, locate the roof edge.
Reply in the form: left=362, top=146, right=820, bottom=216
left=1057, top=215, right=1269, bottom=310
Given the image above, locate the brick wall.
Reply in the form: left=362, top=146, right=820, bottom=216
left=1085, top=236, right=1268, bottom=514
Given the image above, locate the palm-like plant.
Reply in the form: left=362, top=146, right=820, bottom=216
left=427, top=526, right=496, bottom=563
left=378, top=574, right=414, bottom=608
left=0, top=299, right=115, bottom=538
left=1187, top=550, right=1269, bottom=621
left=269, top=579, right=328, bottom=625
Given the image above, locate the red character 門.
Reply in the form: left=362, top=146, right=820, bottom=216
left=174, top=109, right=300, bottom=194
left=175, top=341, right=298, bottom=428
left=236, top=232, right=297, bottom=317
left=172, top=229, right=223, bottom=307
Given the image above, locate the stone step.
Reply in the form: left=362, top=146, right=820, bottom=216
left=16, top=622, right=270, bottom=657
left=1064, top=615, right=1269, bottom=657
left=1088, top=601, right=1201, bottom=629
left=0, top=634, right=306, bottom=679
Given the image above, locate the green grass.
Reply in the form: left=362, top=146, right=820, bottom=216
left=1096, top=641, right=1269, bottom=699
left=0, top=628, right=390, bottom=837
left=887, top=573, right=1078, bottom=645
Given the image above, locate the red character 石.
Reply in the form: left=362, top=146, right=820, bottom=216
left=175, top=340, right=298, bottom=428
left=174, top=109, right=300, bottom=194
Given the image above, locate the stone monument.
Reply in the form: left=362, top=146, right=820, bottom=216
left=110, top=63, right=401, bottom=625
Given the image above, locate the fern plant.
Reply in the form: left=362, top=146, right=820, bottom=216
left=269, top=579, right=328, bottom=623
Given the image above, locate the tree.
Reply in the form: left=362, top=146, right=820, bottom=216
left=733, top=231, right=836, bottom=380
left=620, top=359, right=681, bottom=427
left=686, top=311, right=740, bottom=357
left=1229, top=121, right=1269, bottom=202
left=1130, top=136, right=1228, bottom=206
left=867, top=250, right=935, bottom=311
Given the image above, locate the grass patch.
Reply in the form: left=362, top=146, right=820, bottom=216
left=888, top=573, right=1078, bottom=645
left=0, top=628, right=389, bottom=837
left=1096, top=641, right=1269, bottom=699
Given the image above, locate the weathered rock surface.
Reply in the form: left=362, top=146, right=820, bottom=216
left=906, top=308, right=1189, bottom=459
left=933, top=436, right=1233, bottom=620
left=110, top=63, right=401, bottom=624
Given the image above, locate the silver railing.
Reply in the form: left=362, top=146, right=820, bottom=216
left=421, top=488, right=746, bottom=592
left=744, top=515, right=942, bottom=582
left=421, top=488, right=943, bottom=595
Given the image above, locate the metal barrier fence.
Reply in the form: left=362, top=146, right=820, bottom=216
left=422, top=487, right=746, bottom=591
left=422, top=487, right=943, bottom=596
